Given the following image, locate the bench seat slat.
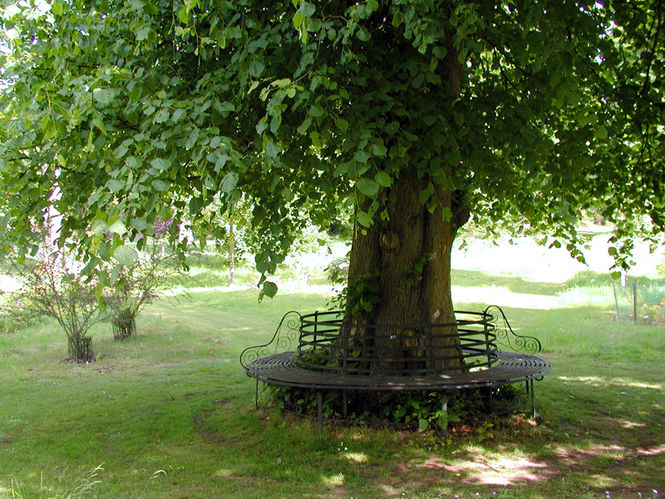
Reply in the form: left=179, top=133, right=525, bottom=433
left=246, top=351, right=551, bottom=391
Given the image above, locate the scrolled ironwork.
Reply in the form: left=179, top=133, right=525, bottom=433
left=240, top=310, right=302, bottom=368
left=484, top=305, right=542, bottom=355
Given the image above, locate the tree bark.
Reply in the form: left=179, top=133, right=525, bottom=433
left=343, top=176, right=468, bottom=373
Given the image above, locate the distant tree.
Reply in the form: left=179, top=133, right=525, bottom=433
left=15, top=249, right=102, bottom=362
left=1, top=1, right=664, bottom=370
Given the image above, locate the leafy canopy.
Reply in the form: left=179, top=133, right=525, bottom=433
left=1, top=0, right=663, bottom=290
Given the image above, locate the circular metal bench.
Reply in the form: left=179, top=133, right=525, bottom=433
left=241, top=306, right=551, bottom=429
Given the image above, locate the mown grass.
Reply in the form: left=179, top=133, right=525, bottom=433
left=1, top=286, right=664, bottom=498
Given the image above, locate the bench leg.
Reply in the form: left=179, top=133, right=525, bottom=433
left=529, top=379, right=536, bottom=418
left=255, top=379, right=259, bottom=410
left=342, top=391, right=348, bottom=420
left=317, top=391, right=323, bottom=433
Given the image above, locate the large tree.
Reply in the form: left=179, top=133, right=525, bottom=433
left=1, top=1, right=664, bottom=369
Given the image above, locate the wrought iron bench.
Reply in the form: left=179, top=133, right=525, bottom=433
left=240, top=306, right=551, bottom=429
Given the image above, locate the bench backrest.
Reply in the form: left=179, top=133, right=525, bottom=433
left=295, top=310, right=499, bottom=376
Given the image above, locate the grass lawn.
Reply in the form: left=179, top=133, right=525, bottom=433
left=0, top=287, right=664, bottom=498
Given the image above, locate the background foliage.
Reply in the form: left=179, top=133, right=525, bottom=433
left=1, top=1, right=664, bottom=291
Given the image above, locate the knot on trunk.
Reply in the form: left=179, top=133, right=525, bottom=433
left=380, top=231, right=399, bottom=251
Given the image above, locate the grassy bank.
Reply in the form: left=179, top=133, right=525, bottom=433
left=0, top=288, right=664, bottom=498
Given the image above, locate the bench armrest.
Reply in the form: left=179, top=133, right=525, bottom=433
left=240, top=311, right=302, bottom=368
left=485, top=305, right=542, bottom=355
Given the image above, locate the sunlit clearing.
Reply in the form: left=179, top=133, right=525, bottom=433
left=322, top=473, right=344, bottom=487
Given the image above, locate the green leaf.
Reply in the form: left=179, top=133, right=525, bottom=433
left=419, top=183, right=435, bottom=204
left=177, top=7, right=189, bottom=24
left=215, top=154, right=229, bottom=172
left=154, top=108, right=169, bottom=123
left=370, top=144, right=387, bottom=157
left=51, top=2, right=64, bottom=15
left=249, top=60, right=265, bottom=78
left=150, top=158, right=170, bottom=171
left=114, top=144, right=128, bottom=159
left=114, top=245, right=139, bottom=266
left=595, top=125, right=608, bottom=140
left=107, top=180, right=124, bottom=192
left=336, top=118, right=349, bottom=133
left=356, top=27, right=370, bottom=42
left=171, top=109, right=186, bottom=122
left=151, top=180, right=169, bottom=192
left=299, top=2, right=315, bottom=17
left=354, top=150, right=370, bottom=163
left=109, top=220, right=127, bottom=236
left=374, top=171, right=392, bottom=187
left=221, top=172, right=239, bottom=193
left=357, top=178, right=379, bottom=197
left=262, top=281, right=278, bottom=298
left=93, top=88, right=115, bottom=105
left=265, top=141, right=281, bottom=158
left=256, top=121, right=269, bottom=135
left=297, top=118, right=312, bottom=135
left=217, top=101, right=235, bottom=114
left=357, top=210, right=373, bottom=227
left=136, top=26, right=150, bottom=41
left=308, top=104, right=325, bottom=117
left=293, top=11, right=304, bottom=29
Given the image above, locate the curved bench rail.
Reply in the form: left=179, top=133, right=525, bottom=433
left=296, top=310, right=499, bottom=376
left=240, top=310, right=302, bottom=369
left=246, top=350, right=551, bottom=391
left=484, top=305, right=542, bottom=355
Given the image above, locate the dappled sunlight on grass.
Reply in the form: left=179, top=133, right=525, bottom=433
left=607, top=417, right=648, bottom=429
left=638, top=445, right=665, bottom=456
left=343, top=451, right=368, bottom=464
left=321, top=472, right=345, bottom=487
left=554, top=443, right=626, bottom=465
left=428, top=450, right=553, bottom=486
left=557, top=375, right=664, bottom=391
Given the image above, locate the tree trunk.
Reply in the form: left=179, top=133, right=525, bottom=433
left=337, top=36, right=468, bottom=373
left=343, top=176, right=469, bottom=373
left=112, top=308, right=137, bottom=340
left=68, top=335, right=93, bottom=362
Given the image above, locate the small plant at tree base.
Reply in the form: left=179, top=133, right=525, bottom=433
left=269, top=385, right=520, bottom=434
left=13, top=249, right=103, bottom=362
